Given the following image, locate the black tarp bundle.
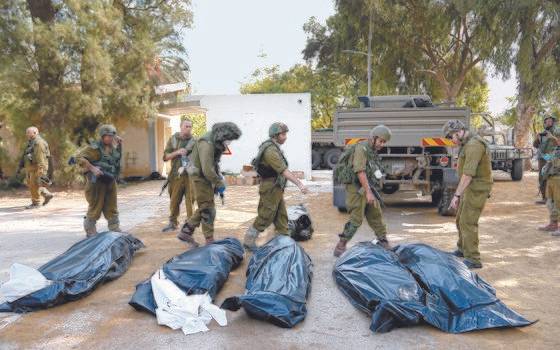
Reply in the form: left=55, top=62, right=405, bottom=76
left=221, top=235, right=313, bottom=328
left=0, top=231, right=144, bottom=313
left=287, top=205, right=314, bottom=241
left=334, top=242, right=535, bottom=333
left=129, top=238, right=244, bottom=314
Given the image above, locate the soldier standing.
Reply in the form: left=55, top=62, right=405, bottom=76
left=161, top=119, right=197, bottom=232
left=179, top=122, right=242, bottom=245
left=534, top=115, right=559, bottom=204
left=243, top=122, right=309, bottom=251
left=19, top=126, right=54, bottom=209
left=75, top=124, right=122, bottom=236
left=444, top=120, right=493, bottom=269
left=332, top=125, right=392, bottom=257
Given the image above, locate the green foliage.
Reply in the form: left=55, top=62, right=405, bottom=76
left=0, top=0, right=192, bottom=184
left=241, top=64, right=354, bottom=129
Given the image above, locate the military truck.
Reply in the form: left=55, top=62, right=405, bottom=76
left=328, top=95, right=469, bottom=216
left=477, top=114, right=532, bottom=181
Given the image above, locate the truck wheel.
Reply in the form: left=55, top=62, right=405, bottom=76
left=511, top=159, right=524, bottom=181
left=437, top=188, right=456, bottom=216
left=324, top=148, right=342, bottom=170
left=312, top=150, right=321, bottom=170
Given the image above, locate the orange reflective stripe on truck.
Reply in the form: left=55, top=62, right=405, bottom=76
left=421, top=137, right=456, bottom=147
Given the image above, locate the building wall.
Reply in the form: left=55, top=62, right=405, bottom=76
left=120, top=120, right=152, bottom=177
left=199, top=93, right=312, bottom=179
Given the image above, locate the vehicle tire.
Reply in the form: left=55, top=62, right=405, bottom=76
left=312, top=150, right=322, bottom=170
left=437, top=188, right=456, bottom=216
left=511, top=159, right=524, bottom=181
left=382, top=184, right=399, bottom=195
left=431, top=189, right=442, bottom=206
left=324, top=148, right=342, bottom=170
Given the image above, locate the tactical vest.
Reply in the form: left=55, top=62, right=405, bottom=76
left=91, top=141, right=121, bottom=178
left=334, top=141, right=381, bottom=185
left=538, top=126, right=560, bottom=157
left=23, top=136, right=51, bottom=167
left=252, top=139, right=288, bottom=188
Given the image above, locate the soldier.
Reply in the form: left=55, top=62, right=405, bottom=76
left=535, top=115, right=560, bottom=231
left=179, top=122, right=242, bottom=245
left=75, top=124, right=122, bottom=236
left=18, top=126, right=54, bottom=209
left=534, top=115, right=559, bottom=204
left=332, top=125, right=392, bottom=257
left=161, top=119, right=197, bottom=232
left=243, top=122, right=310, bottom=251
left=444, top=120, right=493, bottom=269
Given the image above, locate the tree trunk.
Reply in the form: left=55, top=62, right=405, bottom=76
left=514, top=83, right=535, bottom=170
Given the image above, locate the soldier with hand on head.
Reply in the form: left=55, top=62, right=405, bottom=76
left=161, top=119, right=197, bottom=232
left=179, top=122, right=242, bottom=246
left=18, top=126, right=54, bottom=209
left=332, top=125, right=392, bottom=257
left=243, top=122, right=309, bottom=251
left=75, top=124, right=122, bottom=237
left=444, top=120, right=493, bottom=269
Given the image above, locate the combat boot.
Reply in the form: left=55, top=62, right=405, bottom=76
left=108, top=218, right=122, bottom=232
left=41, top=191, right=54, bottom=206
left=377, top=238, right=391, bottom=249
left=205, top=236, right=215, bottom=245
left=177, top=222, right=199, bottom=247
left=25, top=203, right=40, bottom=210
left=463, top=259, right=483, bottom=269
left=538, top=221, right=558, bottom=232
left=451, top=249, right=464, bottom=257
left=83, top=217, right=97, bottom=237
left=162, top=222, right=178, bottom=232
left=333, top=238, right=348, bottom=257
left=243, top=226, right=260, bottom=251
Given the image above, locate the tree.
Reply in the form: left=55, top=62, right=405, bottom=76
left=0, top=0, right=192, bottom=183
left=303, top=1, right=504, bottom=104
left=240, top=64, right=354, bottom=129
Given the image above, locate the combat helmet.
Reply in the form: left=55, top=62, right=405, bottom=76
left=98, top=124, right=117, bottom=138
left=442, top=120, right=466, bottom=138
left=369, top=125, right=392, bottom=142
left=269, top=122, right=289, bottom=138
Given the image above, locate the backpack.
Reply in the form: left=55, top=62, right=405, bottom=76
left=333, top=144, right=359, bottom=184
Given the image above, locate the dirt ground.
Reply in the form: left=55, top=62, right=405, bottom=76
left=0, top=172, right=559, bottom=349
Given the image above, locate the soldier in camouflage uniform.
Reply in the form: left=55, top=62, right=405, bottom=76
left=161, top=119, right=197, bottom=232
left=243, top=122, right=310, bottom=251
left=444, top=120, right=493, bottom=269
left=19, top=127, right=54, bottom=209
left=75, top=124, right=122, bottom=236
left=537, top=129, right=560, bottom=236
left=535, top=115, right=560, bottom=231
left=333, top=125, right=392, bottom=257
left=179, top=122, right=242, bottom=246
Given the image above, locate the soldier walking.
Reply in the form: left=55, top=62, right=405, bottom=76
left=18, top=126, right=53, bottom=209
left=75, top=124, right=122, bottom=236
left=444, top=120, right=493, bottom=269
left=179, top=122, right=242, bottom=245
left=161, top=119, right=197, bottom=232
left=243, top=122, right=309, bottom=251
left=332, top=125, right=392, bottom=257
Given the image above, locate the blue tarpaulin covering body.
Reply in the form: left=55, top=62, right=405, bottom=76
left=129, top=238, right=244, bottom=315
left=334, top=242, right=535, bottom=333
left=221, top=235, right=313, bottom=328
left=0, top=232, right=144, bottom=313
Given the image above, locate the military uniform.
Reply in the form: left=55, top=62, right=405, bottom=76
left=535, top=126, right=560, bottom=225
left=75, top=126, right=122, bottom=235
left=251, top=140, right=290, bottom=234
left=164, top=133, right=196, bottom=227
left=181, top=122, right=242, bottom=245
left=340, top=141, right=387, bottom=241
left=22, top=135, right=53, bottom=206
left=455, top=134, right=493, bottom=264
left=544, top=153, right=560, bottom=236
